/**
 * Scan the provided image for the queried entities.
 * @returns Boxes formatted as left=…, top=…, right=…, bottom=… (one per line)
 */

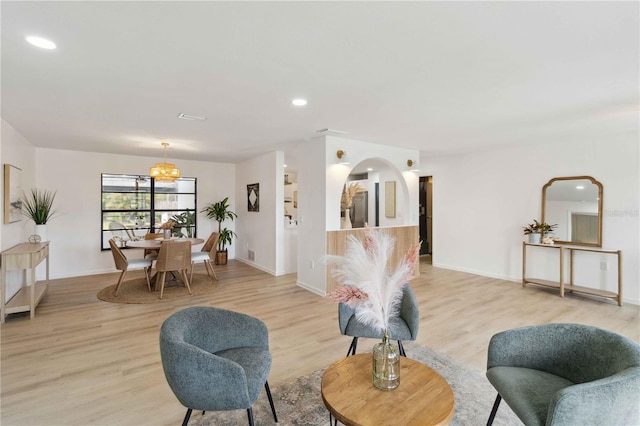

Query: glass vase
left=372, top=330, right=400, bottom=391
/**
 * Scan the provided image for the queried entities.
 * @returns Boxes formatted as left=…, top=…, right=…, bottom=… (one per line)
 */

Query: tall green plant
left=21, top=189, right=57, bottom=224
left=218, top=228, right=237, bottom=252
left=170, top=210, right=196, bottom=237
left=201, top=197, right=237, bottom=233
left=201, top=197, right=237, bottom=251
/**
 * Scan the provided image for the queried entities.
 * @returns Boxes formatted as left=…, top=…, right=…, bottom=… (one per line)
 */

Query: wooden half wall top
left=325, top=226, right=420, bottom=294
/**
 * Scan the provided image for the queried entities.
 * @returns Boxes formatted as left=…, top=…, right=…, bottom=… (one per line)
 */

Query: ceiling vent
left=177, top=113, right=206, bottom=121
left=316, top=128, right=347, bottom=135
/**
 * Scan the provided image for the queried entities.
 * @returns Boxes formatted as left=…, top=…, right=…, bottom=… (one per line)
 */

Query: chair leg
left=189, top=261, right=195, bottom=284
left=487, top=394, right=502, bottom=426
left=158, top=272, right=166, bottom=299
left=346, top=337, right=359, bottom=357
left=265, top=381, right=278, bottom=422
left=114, top=270, right=127, bottom=296
left=246, top=407, right=254, bottom=426
left=398, top=340, right=407, bottom=357
left=205, top=260, right=218, bottom=280
left=182, top=408, right=192, bottom=426
left=181, top=269, right=192, bottom=294
left=143, top=267, right=151, bottom=292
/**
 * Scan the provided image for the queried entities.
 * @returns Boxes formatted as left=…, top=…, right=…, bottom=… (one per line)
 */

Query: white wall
left=423, top=136, right=640, bottom=304
left=30, top=148, right=236, bottom=279
left=235, top=151, right=287, bottom=275
left=1, top=120, right=37, bottom=301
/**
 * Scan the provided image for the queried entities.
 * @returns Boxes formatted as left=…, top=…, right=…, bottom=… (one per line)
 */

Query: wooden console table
left=1, top=242, right=50, bottom=323
left=522, top=242, right=622, bottom=306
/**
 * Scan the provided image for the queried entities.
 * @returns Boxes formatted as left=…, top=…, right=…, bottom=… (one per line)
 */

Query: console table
left=1, top=242, right=50, bottom=323
left=522, top=242, right=622, bottom=306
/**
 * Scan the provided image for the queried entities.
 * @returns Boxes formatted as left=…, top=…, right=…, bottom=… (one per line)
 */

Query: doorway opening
left=419, top=176, right=433, bottom=262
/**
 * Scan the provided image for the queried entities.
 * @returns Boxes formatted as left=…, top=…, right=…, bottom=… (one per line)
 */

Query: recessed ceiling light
left=291, top=99, right=307, bottom=106
left=367, top=168, right=373, bottom=171
left=576, top=185, right=584, bottom=190
left=26, top=36, right=56, bottom=50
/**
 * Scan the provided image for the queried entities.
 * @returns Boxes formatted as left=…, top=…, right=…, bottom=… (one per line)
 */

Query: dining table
left=125, top=237, right=205, bottom=290
left=125, top=237, right=205, bottom=249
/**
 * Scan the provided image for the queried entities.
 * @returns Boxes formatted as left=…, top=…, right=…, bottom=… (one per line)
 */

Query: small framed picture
left=247, top=183, right=259, bottom=212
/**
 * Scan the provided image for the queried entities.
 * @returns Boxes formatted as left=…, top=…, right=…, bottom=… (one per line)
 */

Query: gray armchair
left=339, top=284, right=419, bottom=357
left=486, top=323, right=640, bottom=426
left=159, top=307, right=278, bottom=426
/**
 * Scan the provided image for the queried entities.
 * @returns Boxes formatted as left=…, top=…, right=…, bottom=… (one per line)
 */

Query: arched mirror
left=542, top=176, right=603, bottom=247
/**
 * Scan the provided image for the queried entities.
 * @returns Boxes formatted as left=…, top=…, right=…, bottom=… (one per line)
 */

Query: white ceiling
left=2, top=1, right=638, bottom=170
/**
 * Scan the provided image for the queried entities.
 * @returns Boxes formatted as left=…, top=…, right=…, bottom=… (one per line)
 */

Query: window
left=101, top=174, right=197, bottom=250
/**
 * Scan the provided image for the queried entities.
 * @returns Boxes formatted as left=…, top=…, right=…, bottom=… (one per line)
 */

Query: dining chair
left=155, top=240, right=192, bottom=299
left=108, top=238, right=152, bottom=295
left=190, top=232, right=219, bottom=283
left=144, top=232, right=163, bottom=261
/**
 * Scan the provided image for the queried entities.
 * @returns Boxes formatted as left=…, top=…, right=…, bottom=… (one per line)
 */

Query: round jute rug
left=97, top=273, right=219, bottom=304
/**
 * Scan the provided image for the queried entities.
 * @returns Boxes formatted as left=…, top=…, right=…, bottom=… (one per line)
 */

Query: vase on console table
left=34, top=224, right=47, bottom=242
left=528, top=233, right=541, bottom=244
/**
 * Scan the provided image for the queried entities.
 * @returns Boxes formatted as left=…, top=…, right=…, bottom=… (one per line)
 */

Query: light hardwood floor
left=1, top=258, right=638, bottom=425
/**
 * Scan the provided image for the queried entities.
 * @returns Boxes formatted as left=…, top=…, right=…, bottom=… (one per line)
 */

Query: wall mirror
left=542, top=176, right=603, bottom=247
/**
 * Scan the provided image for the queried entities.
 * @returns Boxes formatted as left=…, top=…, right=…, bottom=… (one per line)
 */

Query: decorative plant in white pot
left=523, top=219, right=557, bottom=244
left=21, top=189, right=57, bottom=242
left=201, top=197, right=237, bottom=265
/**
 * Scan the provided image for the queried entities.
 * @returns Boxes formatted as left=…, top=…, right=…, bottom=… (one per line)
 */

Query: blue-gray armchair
left=159, top=307, right=278, bottom=426
left=339, top=284, right=419, bottom=357
left=486, top=323, right=640, bottom=426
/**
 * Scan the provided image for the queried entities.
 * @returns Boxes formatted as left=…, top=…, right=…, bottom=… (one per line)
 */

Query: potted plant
left=201, top=197, right=237, bottom=265
left=21, top=188, right=57, bottom=242
left=170, top=210, right=196, bottom=238
left=523, top=219, right=557, bottom=244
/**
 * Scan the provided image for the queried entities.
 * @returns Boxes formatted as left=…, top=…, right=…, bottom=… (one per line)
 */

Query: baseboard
left=296, top=280, right=326, bottom=296
left=431, top=262, right=519, bottom=283
left=432, top=262, right=639, bottom=306
left=235, top=257, right=277, bottom=276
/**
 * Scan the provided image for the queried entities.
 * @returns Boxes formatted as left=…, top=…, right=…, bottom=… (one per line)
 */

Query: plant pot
left=528, top=233, right=541, bottom=244
left=35, top=224, right=48, bottom=242
left=215, top=250, right=228, bottom=265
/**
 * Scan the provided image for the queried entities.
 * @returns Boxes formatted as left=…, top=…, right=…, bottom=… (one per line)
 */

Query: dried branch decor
left=341, top=182, right=364, bottom=210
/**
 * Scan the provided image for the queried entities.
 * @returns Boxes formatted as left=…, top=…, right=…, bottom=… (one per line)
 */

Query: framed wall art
left=4, top=164, right=23, bottom=224
left=247, top=183, right=260, bottom=212
left=385, top=180, right=396, bottom=218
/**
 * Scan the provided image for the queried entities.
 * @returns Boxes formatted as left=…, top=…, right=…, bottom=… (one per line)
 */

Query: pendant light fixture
left=150, top=142, right=181, bottom=182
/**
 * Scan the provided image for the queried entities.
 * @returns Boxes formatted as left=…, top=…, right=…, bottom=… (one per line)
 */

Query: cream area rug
left=97, top=273, right=218, bottom=304
left=186, top=341, right=522, bottom=425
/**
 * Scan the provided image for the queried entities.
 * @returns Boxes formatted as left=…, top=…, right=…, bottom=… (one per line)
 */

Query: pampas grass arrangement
left=327, top=226, right=421, bottom=333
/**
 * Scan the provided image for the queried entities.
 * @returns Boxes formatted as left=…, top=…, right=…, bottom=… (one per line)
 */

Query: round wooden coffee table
left=321, top=353, right=455, bottom=426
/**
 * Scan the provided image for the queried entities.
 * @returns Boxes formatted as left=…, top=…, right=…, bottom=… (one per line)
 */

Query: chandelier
left=149, top=142, right=181, bottom=182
